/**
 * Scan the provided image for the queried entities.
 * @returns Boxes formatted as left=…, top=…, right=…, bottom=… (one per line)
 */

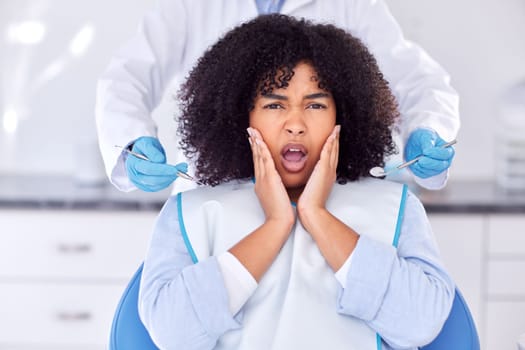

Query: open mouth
left=280, top=143, right=308, bottom=173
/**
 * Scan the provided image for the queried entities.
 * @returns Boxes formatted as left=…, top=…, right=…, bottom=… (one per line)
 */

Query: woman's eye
left=307, top=103, right=326, bottom=110
left=263, top=103, right=283, bottom=110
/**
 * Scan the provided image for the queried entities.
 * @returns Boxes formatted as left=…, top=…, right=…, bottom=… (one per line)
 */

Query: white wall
left=0, top=0, right=153, bottom=179
left=1, top=0, right=524, bottom=182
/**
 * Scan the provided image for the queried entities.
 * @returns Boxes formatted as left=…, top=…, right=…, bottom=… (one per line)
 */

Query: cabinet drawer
left=488, top=215, right=525, bottom=256
left=0, top=211, right=156, bottom=279
left=0, top=282, right=126, bottom=346
left=487, top=261, right=525, bottom=296
left=485, top=301, right=525, bottom=350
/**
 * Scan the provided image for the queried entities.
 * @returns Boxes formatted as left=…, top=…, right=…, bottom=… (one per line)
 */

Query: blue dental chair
left=109, top=263, right=480, bottom=350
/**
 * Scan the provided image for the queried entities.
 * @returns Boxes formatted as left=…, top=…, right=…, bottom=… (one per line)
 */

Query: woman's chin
left=281, top=174, right=308, bottom=192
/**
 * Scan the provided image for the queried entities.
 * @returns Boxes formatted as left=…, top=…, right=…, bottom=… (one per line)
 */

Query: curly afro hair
left=177, top=14, right=399, bottom=186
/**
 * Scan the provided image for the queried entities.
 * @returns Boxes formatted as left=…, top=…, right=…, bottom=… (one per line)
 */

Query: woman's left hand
left=297, top=125, right=359, bottom=270
left=297, top=125, right=340, bottom=221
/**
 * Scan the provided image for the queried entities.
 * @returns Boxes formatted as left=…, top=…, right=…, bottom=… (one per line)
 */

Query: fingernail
left=335, top=125, right=341, bottom=133
left=246, top=128, right=253, bottom=137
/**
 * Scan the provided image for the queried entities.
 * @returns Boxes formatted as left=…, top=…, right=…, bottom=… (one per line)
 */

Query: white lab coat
left=95, top=0, right=460, bottom=193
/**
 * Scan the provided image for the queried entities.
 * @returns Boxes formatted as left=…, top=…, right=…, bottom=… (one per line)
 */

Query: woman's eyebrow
left=304, top=92, right=330, bottom=100
left=261, top=92, right=330, bottom=100
left=261, top=93, right=287, bottom=100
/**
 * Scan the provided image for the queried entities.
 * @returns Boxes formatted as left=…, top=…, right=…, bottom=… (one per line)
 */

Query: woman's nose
left=284, top=110, right=306, bottom=135
left=286, top=127, right=305, bottom=135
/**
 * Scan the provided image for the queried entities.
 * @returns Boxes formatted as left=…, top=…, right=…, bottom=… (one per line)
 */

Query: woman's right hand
left=247, top=127, right=295, bottom=229
left=227, top=128, right=296, bottom=282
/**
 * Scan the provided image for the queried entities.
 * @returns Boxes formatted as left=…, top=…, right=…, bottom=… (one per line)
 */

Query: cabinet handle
left=56, top=311, right=92, bottom=322
left=57, top=243, right=92, bottom=254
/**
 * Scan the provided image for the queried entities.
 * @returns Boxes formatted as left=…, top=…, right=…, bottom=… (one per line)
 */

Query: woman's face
left=249, top=62, right=336, bottom=193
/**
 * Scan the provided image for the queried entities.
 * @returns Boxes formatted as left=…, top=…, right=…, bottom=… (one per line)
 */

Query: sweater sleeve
left=138, top=196, right=242, bottom=350
left=336, top=191, right=455, bottom=349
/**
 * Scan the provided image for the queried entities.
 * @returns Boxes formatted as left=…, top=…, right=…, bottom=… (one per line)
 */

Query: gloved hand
left=405, top=128, right=455, bottom=179
left=125, top=136, right=188, bottom=192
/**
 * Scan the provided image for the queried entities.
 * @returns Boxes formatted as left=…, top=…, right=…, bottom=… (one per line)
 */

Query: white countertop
left=2, top=175, right=525, bottom=213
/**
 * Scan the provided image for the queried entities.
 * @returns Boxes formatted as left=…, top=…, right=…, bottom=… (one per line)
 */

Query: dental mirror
left=369, top=166, right=388, bottom=177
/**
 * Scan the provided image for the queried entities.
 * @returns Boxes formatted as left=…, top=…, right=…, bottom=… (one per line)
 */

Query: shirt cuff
left=109, top=147, right=137, bottom=192
left=337, top=235, right=397, bottom=321
left=334, top=252, right=354, bottom=287
left=413, top=169, right=448, bottom=190
left=217, top=252, right=258, bottom=316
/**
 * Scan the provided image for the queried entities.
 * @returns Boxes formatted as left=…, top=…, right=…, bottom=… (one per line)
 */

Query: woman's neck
left=287, top=186, right=304, bottom=203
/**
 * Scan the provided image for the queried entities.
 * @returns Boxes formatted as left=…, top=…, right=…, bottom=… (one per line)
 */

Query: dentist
left=96, top=0, right=459, bottom=193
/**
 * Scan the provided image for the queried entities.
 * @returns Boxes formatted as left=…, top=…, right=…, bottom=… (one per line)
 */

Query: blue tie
left=255, top=0, right=285, bottom=14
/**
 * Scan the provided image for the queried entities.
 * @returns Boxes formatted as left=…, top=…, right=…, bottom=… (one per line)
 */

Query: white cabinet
left=1, top=209, right=523, bottom=349
left=429, top=213, right=525, bottom=350
left=485, top=215, right=525, bottom=350
left=0, top=284, right=124, bottom=347
left=0, top=209, right=158, bottom=350
left=485, top=302, right=525, bottom=350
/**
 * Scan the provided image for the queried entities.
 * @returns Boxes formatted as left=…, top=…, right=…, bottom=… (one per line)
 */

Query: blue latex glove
left=125, top=136, right=188, bottom=192
left=405, top=129, right=455, bottom=179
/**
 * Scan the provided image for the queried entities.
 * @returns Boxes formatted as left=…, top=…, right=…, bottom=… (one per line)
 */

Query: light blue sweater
left=139, top=190, right=454, bottom=350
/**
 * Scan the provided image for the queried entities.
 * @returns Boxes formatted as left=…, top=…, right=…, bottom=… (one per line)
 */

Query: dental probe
left=114, top=145, right=197, bottom=182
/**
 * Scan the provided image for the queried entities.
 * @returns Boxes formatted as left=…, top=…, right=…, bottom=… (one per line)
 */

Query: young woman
left=138, top=14, right=454, bottom=350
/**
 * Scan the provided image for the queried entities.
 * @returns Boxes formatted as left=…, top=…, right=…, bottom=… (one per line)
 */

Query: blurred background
left=0, top=1, right=524, bottom=349
left=1, top=0, right=524, bottom=183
